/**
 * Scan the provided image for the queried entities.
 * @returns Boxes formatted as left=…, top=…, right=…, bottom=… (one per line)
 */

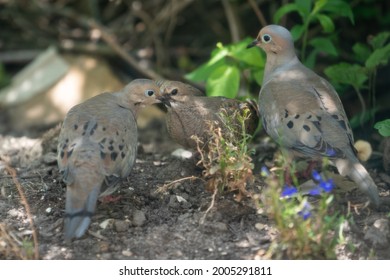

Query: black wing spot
left=102, top=127, right=106, bottom=131
left=108, top=145, right=114, bottom=151
left=121, top=152, right=126, bottom=159
left=67, top=149, right=73, bottom=158
left=100, top=151, right=106, bottom=159
left=307, top=115, right=312, bottom=119
left=74, top=124, right=78, bottom=130
left=332, top=114, right=339, bottom=120
left=338, top=120, right=347, bottom=130
left=111, top=152, right=118, bottom=161
left=295, top=114, right=300, bottom=119
left=83, top=121, right=89, bottom=131
left=287, top=121, right=294, bottom=129
left=119, top=144, right=124, bottom=151
left=100, top=138, right=107, bottom=144
left=109, top=140, right=114, bottom=145
left=284, top=110, right=289, bottom=118
left=60, top=150, right=65, bottom=159
left=303, top=125, right=310, bottom=132
left=116, top=131, right=119, bottom=136
left=316, top=116, right=322, bottom=121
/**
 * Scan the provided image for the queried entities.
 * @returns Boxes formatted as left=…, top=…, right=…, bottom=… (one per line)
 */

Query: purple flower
left=309, top=187, right=322, bottom=196
left=312, top=170, right=322, bottom=181
left=319, top=179, right=334, bottom=193
left=281, top=185, right=298, bottom=198
left=298, top=201, right=312, bottom=220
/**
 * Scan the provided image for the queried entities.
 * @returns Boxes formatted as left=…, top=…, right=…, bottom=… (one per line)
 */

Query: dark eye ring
left=262, top=34, right=271, bottom=43
left=145, top=90, right=155, bottom=97
left=171, top=88, right=178, bottom=95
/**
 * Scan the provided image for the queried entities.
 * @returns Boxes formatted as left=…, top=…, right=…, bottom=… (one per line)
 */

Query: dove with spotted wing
left=57, top=79, right=161, bottom=240
left=247, top=25, right=380, bottom=207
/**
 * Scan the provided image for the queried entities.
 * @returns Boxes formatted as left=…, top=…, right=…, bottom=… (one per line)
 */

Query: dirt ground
left=0, top=113, right=389, bottom=260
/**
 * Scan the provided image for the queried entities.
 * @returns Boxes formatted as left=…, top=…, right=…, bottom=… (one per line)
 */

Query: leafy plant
left=374, top=119, right=390, bottom=137
left=274, top=0, right=354, bottom=66
left=186, top=38, right=264, bottom=98
left=324, top=31, right=390, bottom=127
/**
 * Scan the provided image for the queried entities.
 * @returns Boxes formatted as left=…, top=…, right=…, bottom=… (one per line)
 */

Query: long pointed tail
left=64, top=182, right=101, bottom=241
left=334, top=157, right=380, bottom=207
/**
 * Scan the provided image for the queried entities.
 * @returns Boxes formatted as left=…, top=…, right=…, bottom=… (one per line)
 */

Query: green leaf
left=234, top=47, right=264, bottom=68
left=322, top=0, right=354, bottom=24
left=312, top=0, right=328, bottom=15
left=352, top=43, right=371, bottom=63
left=304, top=49, right=318, bottom=69
left=185, top=59, right=225, bottom=81
left=368, top=31, right=390, bottom=50
left=291, top=24, right=305, bottom=41
left=273, top=3, right=300, bottom=23
left=296, top=0, right=312, bottom=15
left=316, top=14, right=335, bottom=33
left=309, top=37, right=338, bottom=56
left=251, top=68, right=264, bottom=86
left=374, top=119, right=390, bottom=137
left=324, top=63, right=368, bottom=89
left=185, top=42, right=229, bottom=81
left=365, top=44, right=390, bottom=69
left=206, top=65, right=240, bottom=98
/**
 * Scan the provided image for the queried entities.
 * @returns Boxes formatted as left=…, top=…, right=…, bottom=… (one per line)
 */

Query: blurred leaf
left=309, top=37, right=338, bottom=56
left=322, top=0, right=354, bottom=24
left=312, top=0, right=328, bottom=15
left=368, top=31, right=390, bottom=50
left=296, top=0, right=312, bottom=15
left=186, top=59, right=224, bottom=81
left=316, top=14, right=335, bottom=33
left=274, top=3, right=300, bottom=23
left=251, top=68, right=264, bottom=86
left=349, top=108, right=378, bottom=129
left=374, top=119, right=390, bottom=137
left=365, top=44, right=390, bottom=69
left=352, top=43, right=371, bottom=62
left=305, top=49, right=318, bottom=69
left=234, top=48, right=264, bottom=68
left=291, top=24, right=305, bottom=41
left=324, top=63, right=368, bottom=89
left=186, top=43, right=229, bottom=81
left=206, top=65, right=239, bottom=98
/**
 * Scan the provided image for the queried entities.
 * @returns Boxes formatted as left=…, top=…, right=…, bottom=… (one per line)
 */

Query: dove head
left=156, top=80, right=204, bottom=107
left=118, top=79, right=162, bottom=115
left=247, top=25, right=296, bottom=59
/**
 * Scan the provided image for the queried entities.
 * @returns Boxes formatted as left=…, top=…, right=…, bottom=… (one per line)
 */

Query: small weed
left=193, top=105, right=255, bottom=201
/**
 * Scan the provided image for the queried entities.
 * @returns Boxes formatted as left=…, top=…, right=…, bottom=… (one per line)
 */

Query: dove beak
left=246, top=39, right=259, bottom=49
left=157, top=94, right=172, bottom=107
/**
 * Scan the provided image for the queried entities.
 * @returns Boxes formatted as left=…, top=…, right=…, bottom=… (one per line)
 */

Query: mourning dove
left=247, top=25, right=380, bottom=207
left=156, top=80, right=259, bottom=150
left=57, top=79, right=161, bottom=240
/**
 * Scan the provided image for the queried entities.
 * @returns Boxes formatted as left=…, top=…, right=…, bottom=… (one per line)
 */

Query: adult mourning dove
left=247, top=25, right=380, bottom=207
left=156, top=80, right=259, bottom=150
left=57, top=79, right=161, bottom=240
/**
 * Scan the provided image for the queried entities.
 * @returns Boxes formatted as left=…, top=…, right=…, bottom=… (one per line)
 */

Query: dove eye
left=171, top=88, right=178, bottom=95
left=262, top=34, right=271, bottom=43
left=144, top=90, right=155, bottom=97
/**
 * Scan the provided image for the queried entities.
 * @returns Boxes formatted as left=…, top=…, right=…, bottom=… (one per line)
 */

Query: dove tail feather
left=334, top=158, right=380, bottom=207
left=64, top=183, right=101, bottom=241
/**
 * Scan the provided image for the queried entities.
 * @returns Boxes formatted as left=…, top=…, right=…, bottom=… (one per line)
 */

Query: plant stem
left=354, top=86, right=366, bottom=127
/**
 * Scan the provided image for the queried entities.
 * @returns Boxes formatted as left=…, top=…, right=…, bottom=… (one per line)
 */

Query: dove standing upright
left=156, top=80, right=259, bottom=150
left=247, top=25, right=380, bottom=207
left=57, top=79, right=161, bottom=240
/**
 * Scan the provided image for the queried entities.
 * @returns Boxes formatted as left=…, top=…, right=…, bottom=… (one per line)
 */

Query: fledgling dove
left=57, top=79, right=161, bottom=240
left=156, top=80, right=259, bottom=150
left=247, top=25, right=380, bottom=207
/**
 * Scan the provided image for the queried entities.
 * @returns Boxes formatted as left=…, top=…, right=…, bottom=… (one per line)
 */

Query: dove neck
left=112, top=91, right=138, bottom=114
left=264, top=53, right=298, bottom=83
